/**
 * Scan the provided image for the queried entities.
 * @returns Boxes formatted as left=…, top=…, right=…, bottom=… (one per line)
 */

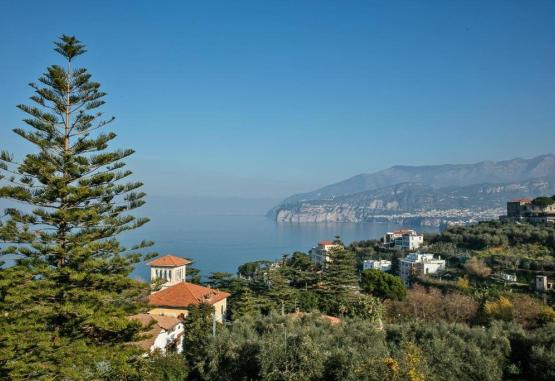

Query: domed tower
left=148, top=255, right=191, bottom=288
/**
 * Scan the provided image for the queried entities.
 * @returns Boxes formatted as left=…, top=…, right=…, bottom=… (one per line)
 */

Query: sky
left=1, top=1, right=554, bottom=200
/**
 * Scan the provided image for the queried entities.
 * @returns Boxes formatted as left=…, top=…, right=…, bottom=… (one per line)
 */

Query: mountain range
left=268, top=154, right=555, bottom=224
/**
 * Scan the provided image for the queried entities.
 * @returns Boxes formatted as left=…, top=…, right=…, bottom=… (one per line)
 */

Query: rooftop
left=403, top=253, right=441, bottom=263
left=289, top=312, right=341, bottom=325
left=129, top=313, right=181, bottom=351
left=149, top=281, right=230, bottom=309
left=319, top=240, right=336, bottom=246
left=510, top=198, right=532, bottom=203
left=148, top=255, right=192, bottom=267
left=394, top=228, right=414, bottom=234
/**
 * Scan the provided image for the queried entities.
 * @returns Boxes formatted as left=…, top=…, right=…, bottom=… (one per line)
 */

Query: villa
left=399, top=253, right=445, bottom=286
left=363, top=259, right=392, bottom=272
left=147, top=255, right=230, bottom=322
left=383, top=229, right=424, bottom=250
left=309, top=240, right=342, bottom=266
left=130, top=313, right=184, bottom=354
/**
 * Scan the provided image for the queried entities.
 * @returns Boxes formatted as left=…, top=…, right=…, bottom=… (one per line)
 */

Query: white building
left=130, top=313, right=184, bottom=354
left=500, top=273, right=517, bottom=282
left=149, top=255, right=191, bottom=288
left=399, top=253, right=445, bottom=286
left=309, top=240, right=342, bottom=266
left=383, top=229, right=424, bottom=250
left=363, top=259, right=392, bottom=272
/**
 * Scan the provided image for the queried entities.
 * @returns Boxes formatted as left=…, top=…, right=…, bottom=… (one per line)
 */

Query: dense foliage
left=433, top=221, right=555, bottom=252
left=532, top=196, right=555, bottom=208
left=150, top=311, right=555, bottom=381
left=0, top=36, right=154, bottom=379
left=360, top=269, right=406, bottom=301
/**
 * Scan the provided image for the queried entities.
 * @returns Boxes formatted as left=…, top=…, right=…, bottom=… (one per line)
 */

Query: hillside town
left=131, top=197, right=555, bottom=356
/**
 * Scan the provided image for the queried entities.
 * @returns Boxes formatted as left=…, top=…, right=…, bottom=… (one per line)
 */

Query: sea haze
left=127, top=196, right=438, bottom=281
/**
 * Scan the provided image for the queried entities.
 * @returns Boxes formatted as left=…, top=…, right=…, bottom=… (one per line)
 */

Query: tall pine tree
left=0, top=36, right=154, bottom=379
left=319, top=246, right=359, bottom=316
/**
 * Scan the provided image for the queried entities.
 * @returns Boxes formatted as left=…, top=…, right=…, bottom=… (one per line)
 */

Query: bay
left=127, top=197, right=438, bottom=282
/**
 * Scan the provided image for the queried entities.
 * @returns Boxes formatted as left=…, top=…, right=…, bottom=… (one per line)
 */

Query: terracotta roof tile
left=319, top=240, right=336, bottom=246
left=289, top=311, right=341, bottom=325
left=149, top=282, right=230, bottom=308
left=392, top=229, right=415, bottom=234
left=129, top=313, right=181, bottom=351
left=148, top=255, right=192, bottom=267
left=510, top=198, right=532, bottom=203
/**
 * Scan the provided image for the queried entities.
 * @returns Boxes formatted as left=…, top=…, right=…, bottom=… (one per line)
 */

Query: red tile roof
left=289, top=312, right=341, bottom=325
left=319, top=240, right=336, bottom=246
left=148, top=255, right=192, bottom=267
left=392, top=229, right=415, bottom=235
left=129, top=313, right=181, bottom=350
left=510, top=198, right=532, bottom=203
left=131, top=313, right=181, bottom=330
left=149, top=282, right=230, bottom=309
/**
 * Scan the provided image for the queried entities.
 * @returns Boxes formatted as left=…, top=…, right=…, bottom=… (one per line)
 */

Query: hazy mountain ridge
left=270, top=155, right=555, bottom=223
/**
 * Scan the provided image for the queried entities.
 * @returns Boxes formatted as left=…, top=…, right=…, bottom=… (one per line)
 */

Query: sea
left=0, top=197, right=438, bottom=280
left=126, top=197, right=439, bottom=282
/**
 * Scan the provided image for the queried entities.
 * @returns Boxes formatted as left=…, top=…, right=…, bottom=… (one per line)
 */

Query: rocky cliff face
left=270, top=177, right=555, bottom=224
left=279, top=154, right=555, bottom=206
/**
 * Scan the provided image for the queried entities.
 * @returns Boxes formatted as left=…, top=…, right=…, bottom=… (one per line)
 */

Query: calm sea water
left=0, top=197, right=438, bottom=280
left=127, top=199, right=438, bottom=282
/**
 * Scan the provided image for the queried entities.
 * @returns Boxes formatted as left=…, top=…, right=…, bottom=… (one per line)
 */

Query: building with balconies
left=399, top=253, right=445, bottom=286
left=383, top=229, right=424, bottom=250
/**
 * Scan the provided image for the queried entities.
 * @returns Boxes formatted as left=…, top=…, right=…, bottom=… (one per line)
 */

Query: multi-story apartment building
left=383, top=229, right=424, bottom=250
left=399, top=253, right=445, bottom=286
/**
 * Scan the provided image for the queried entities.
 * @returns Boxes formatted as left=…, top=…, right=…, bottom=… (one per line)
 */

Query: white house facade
left=384, top=229, right=424, bottom=250
left=363, top=259, right=392, bottom=272
left=309, top=240, right=342, bottom=266
left=399, top=253, right=445, bottom=286
left=131, top=313, right=184, bottom=354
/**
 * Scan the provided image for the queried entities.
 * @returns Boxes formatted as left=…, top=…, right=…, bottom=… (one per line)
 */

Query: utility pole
left=212, top=313, right=216, bottom=338
left=283, top=325, right=289, bottom=381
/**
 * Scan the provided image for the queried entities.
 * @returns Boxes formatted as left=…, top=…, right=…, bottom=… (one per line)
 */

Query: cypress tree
left=321, top=247, right=358, bottom=294
left=266, top=268, right=298, bottom=313
left=231, top=287, right=261, bottom=318
left=319, top=247, right=359, bottom=315
left=0, top=35, right=153, bottom=379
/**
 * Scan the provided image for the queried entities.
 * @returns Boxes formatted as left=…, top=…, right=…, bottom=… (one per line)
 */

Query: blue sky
left=1, top=1, right=554, bottom=199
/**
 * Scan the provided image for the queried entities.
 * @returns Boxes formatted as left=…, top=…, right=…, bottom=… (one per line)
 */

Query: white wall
left=150, top=265, right=187, bottom=287
left=150, top=322, right=185, bottom=353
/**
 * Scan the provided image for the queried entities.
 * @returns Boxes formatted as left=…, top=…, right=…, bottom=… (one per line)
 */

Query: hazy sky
left=1, top=1, right=554, bottom=199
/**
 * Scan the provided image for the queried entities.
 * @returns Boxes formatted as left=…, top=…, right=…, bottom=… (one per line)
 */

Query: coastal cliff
left=269, top=155, right=555, bottom=224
